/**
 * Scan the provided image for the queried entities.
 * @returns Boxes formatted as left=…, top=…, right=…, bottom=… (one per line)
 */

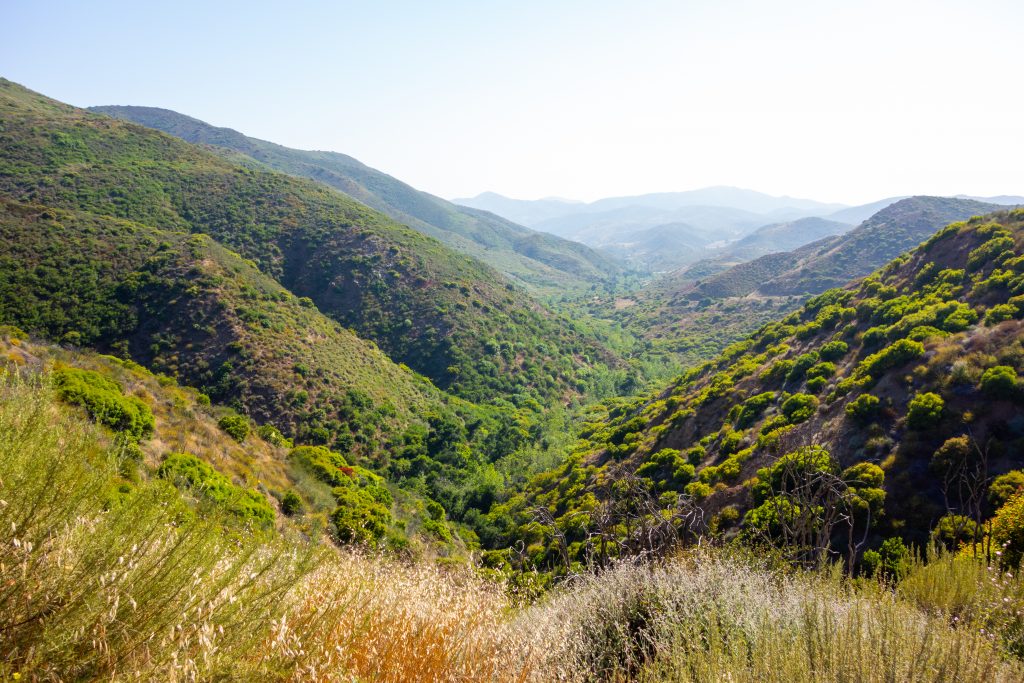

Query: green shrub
left=805, top=362, right=836, bottom=380
left=991, top=491, right=1024, bottom=568
left=845, top=394, right=881, bottom=423
left=157, top=452, right=274, bottom=527
left=990, top=471, right=1024, bottom=508
left=53, top=367, right=154, bottom=440
left=985, top=304, right=1019, bottom=326
left=857, top=339, right=925, bottom=379
left=980, top=365, right=1019, bottom=399
left=280, top=489, right=303, bottom=516
left=819, top=340, right=849, bottom=361
left=781, top=393, right=818, bottom=424
left=906, top=392, right=944, bottom=430
left=331, top=485, right=391, bottom=545
left=218, top=413, right=249, bottom=441
left=931, top=514, right=979, bottom=551
left=806, top=376, right=828, bottom=393
left=257, top=423, right=293, bottom=447
left=733, top=392, right=775, bottom=429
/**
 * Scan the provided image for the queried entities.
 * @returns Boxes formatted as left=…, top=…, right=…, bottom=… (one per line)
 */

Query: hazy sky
left=3, top=0, right=1023, bottom=205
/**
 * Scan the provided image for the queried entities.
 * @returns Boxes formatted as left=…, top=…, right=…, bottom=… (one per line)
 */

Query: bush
left=980, top=365, right=1019, bottom=399
left=819, top=340, right=849, bottom=361
left=53, top=367, right=154, bottom=440
left=931, top=514, right=979, bottom=551
left=872, top=537, right=912, bottom=581
left=781, top=393, right=818, bottom=424
left=857, top=339, right=925, bottom=379
left=218, top=413, right=249, bottom=441
left=280, top=489, right=303, bottom=516
left=906, top=392, right=944, bottom=430
left=990, top=471, right=1024, bottom=508
left=991, top=491, right=1024, bottom=568
left=331, top=486, right=391, bottom=546
left=157, top=452, right=274, bottom=527
left=845, top=393, right=881, bottom=423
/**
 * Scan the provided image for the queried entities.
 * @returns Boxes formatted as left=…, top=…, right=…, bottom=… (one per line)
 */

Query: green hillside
left=0, top=78, right=620, bottom=404
left=583, top=197, right=1007, bottom=372
left=487, top=209, right=1024, bottom=572
left=0, top=198, right=437, bottom=448
left=4, top=338, right=1021, bottom=682
left=89, top=105, right=619, bottom=292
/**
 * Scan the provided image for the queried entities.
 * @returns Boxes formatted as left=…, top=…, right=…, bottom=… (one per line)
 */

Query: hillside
left=89, top=105, right=618, bottom=292
left=757, top=196, right=1005, bottom=296
left=487, top=209, right=1024, bottom=572
left=4, top=350, right=1021, bottom=682
left=0, top=198, right=438, bottom=451
left=709, top=216, right=853, bottom=264
left=580, top=197, right=1009, bottom=371
left=0, top=79, right=620, bottom=404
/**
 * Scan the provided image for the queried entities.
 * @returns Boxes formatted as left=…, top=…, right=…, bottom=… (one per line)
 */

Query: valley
left=2, top=68, right=1023, bottom=682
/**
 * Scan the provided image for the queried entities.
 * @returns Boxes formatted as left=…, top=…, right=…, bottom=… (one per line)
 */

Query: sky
left=3, top=0, right=1023, bottom=205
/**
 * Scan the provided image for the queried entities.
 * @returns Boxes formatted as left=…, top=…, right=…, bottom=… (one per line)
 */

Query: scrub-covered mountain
left=0, top=198, right=438, bottom=449
left=586, top=197, right=1007, bottom=371
left=0, top=79, right=620, bottom=404
left=487, top=209, right=1024, bottom=571
left=90, top=105, right=618, bottom=292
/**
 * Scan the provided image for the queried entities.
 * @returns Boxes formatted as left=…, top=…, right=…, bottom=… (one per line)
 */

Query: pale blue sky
left=3, top=0, right=1023, bottom=204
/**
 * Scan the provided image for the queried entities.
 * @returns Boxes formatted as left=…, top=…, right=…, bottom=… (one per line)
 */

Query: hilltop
left=0, top=79, right=622, bottom=405
left=90, top=105, right=619, bottom=293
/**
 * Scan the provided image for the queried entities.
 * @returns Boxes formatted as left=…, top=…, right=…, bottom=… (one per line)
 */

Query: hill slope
left=0, top=78, right=619, bottom=404
left=89, top=105, right=618, bottom=292
left=488, top=208, right=1024, bottom=569
left=0, top=198, right=438, bottom=449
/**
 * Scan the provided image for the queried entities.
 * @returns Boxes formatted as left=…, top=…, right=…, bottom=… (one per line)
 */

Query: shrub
left=991, top=491, right=1024, bottom=568
left=157, top=452, right=274, bottom=527
left=806, top=376, right=828, bottom=393
left=781, top=393, right=818, bottom=424
left=787, top=352, right=820, bottom=382
left=985, top=304, right=1019, bottom=326
left=733, top=392, right=775, bottom=429
left=819, top=340, right=849, bottom=362
left=280, top=489, right=303, bottom=516
left=218, top=413, right=249, bottom=441
left=990, top=471, right=1024, bottom=508
left=332, top=486, right=391, bottom=545
left=846, top=393, right=881, bottom=423
left=53, top=367, right=154, bottom=440
left=857, top=339, right=925, bottom=379
left=931, top=514, right=979, bottom=551
left=257, top=423, right=293, bottom=447
left=980, top=365, right=1019, bottom=399
left=872, top=537, right=912, bottom=581
left=906, top=392, right=944, bottom=430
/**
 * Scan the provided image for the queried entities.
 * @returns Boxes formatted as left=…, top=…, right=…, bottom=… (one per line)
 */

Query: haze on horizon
left=3, top=0, right=1022, bottom=206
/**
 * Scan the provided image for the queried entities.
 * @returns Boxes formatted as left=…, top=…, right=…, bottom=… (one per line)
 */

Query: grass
left=3, top=368, right=1021, bottom=681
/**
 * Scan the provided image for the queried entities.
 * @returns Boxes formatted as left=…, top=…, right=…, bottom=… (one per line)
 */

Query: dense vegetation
left=0, top=79, right=622, bottom=405
left=488, top=209, right=1024, bottom=576
left=4, top=76, right=1024, bottom=681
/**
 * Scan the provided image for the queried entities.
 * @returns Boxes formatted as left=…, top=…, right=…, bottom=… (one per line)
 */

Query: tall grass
left=0, top=374, right=537, bottom=681
left=522, top=551, right=1024, bottom=682
left=2, top=372, right=1023, bottom=681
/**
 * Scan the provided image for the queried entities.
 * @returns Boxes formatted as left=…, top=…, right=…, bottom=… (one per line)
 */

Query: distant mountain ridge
left=89, top=105, right=618, bottom=292
left=455, top=187, right=847, bottom=225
